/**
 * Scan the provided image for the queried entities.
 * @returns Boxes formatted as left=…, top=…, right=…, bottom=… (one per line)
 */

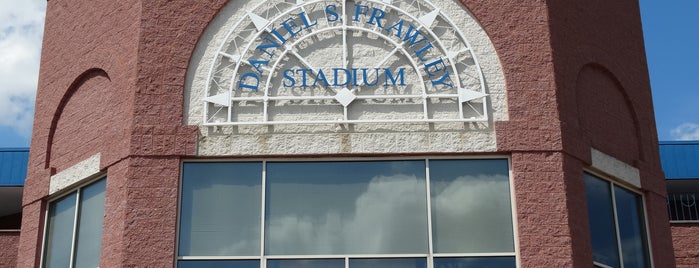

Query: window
left=584, top=173, right=650, bottom=268
left=42, top=178, right=106, bottom=268
left=178, top=159, right=516, bottom=267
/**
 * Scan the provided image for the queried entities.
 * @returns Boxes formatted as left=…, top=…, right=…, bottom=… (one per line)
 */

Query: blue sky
left=640, top=0, right=699, bottom=141
left=0, top=1, right=696, bottom=147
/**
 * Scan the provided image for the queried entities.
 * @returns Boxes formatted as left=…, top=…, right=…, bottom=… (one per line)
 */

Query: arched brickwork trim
left=44, top=68, right=110, bottom=169
left=576, top=63, right=645, bottom=162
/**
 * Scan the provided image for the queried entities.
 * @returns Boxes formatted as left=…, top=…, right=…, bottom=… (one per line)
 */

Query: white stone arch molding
left=186, top=0, right=507, bottom=126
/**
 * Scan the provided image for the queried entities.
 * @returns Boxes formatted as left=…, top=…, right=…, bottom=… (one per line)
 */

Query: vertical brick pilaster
left=512, top=152, right=583, bottom=267
left=100, top=156, right=183, bottom=267
left=16, top=201, right=43, bottom=268
left=645, top=191, right=678, bottom=268
left=122, top=156, right=181, bottom=267
left=100, top=159, right=129, bottom=268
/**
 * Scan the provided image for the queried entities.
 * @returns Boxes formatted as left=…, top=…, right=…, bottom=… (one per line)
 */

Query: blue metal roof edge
left=659, top=140, right=699, bottom=145
left=659, top=141, right=699, bottom=180
left=0, top=148, right=29, bottom=186
left=0, top=148, right=29, bottom=152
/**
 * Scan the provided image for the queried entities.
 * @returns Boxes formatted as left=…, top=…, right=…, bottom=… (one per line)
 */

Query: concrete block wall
left=672, top=224, right=699, bottom=267
left=0, top=232, right=19, bottom=268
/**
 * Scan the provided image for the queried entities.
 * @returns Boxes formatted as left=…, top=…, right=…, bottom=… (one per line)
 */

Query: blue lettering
left=313, top=69, right=330, bottom=86
left=352, top=68, right=360, bottom=86
left=333, top=68, right=350, bottom=86
left=238, top=72, right=260, bottom=91
left=425, top=58, right=446, bottom=76
left=384, top=68, right=405, bottom=86
left=269, top=28, right=288, bottom=44
left=295, top=69, right=312, bottom=87
left=367, top=8, right=386, bottom=27
left=424, top=58, right=453, bottom=87
left=248, top=59, right=268, bottom=74
left=431, top=72, right=453, bottom=87
left=353, top=4, right=369, bottom=22
left=278, top=68, right=408, bottom=88
left=281, top=17, right=302, bottom=37
left=362, top=68, right=380, bottom=86
left=384, top=19, right=404, bottom=38
left=413, top=42, right=433, bottom=62
left=255, top=35, right=280, bottom=58
left=282, top=69, right=295, bottom=87
left=325, top=4, right=340, bottom=22
left=298, top=11, right=318, bottom=29
left=402, top=24, right=428, bottom=47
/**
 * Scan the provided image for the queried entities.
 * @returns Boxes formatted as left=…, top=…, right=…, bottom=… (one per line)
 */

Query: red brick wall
left=458, top=3, right=591, bottom=265
left=473, top=0, right=674, bottom=266
left=19, top=0, right=197, bottom=266
left=30, top=0, right=141, bottom=171
left=672, top=224, right=699, bottom=267
left=0, top=231, right=19, bottom=268
left=545, top=0, right=674, bottom=266
left=23, top=0, right=141, bottom=205
left=20, top=0, right=142, bottom=265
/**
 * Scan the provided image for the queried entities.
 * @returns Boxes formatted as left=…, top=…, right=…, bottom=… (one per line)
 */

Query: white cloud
left=431, top=174, right=514, bottom=252
left=265, top=173, right=514, bottom=255
left=671, top=123, right=699, bottom=141
left=0, top=0, right=46, bottom=137
left=265, top=174, right=429, bottom=254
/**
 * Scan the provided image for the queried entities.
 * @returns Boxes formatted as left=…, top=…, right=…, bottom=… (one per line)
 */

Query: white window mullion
left=39, top=207, right=50, bottom=268
left=424, top=159, right=434, bottom=268
left=610, top=183, right=624, bottom=268
left=260, top=160, right=267, bottom=268
left=640, top=194, right=655, bottom=268
left=508, top=159, right=521, bottom=268
left=68, top=189, right=81, bottom=268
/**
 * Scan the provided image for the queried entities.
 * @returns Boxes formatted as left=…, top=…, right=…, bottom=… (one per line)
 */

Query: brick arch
left=575, top=63, right=643, bottom=163
left=45, top=68, right=111, bottom=170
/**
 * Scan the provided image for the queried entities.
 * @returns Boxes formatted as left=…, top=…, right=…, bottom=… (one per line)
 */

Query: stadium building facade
left=10, top=0, right=679, bottom=267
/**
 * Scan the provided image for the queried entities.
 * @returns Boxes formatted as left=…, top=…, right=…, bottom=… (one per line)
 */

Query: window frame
left=40, top=175, right=107, bottom=268
left=584, top=169, right=654, bottom=268
left=175, top=156, right=520, bottom=267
